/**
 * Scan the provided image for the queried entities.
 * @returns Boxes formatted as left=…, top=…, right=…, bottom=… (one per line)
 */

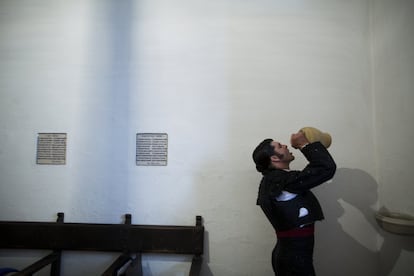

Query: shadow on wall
left=315, top=168, right=414, bottom=276
left=70, top=0, right=134, bottom=219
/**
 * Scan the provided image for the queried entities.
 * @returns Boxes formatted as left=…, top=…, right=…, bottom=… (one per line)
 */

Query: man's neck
left=274, top=162, right=290, bottom=170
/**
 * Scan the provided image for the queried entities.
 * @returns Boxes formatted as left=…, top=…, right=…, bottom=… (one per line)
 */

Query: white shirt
left=275, top=190, right=297, bottom=201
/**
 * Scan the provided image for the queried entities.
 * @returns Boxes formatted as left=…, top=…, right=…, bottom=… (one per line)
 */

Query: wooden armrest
left=15, top=252, right=60, bottom=276
left=189, top=255, right=203, bottom=276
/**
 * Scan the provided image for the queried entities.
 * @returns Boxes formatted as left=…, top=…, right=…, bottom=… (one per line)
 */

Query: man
left=252, top=130, right=336, bottom=275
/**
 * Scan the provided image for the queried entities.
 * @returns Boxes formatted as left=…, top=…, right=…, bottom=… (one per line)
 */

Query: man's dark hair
left=252, top=139, right=275, bottom=173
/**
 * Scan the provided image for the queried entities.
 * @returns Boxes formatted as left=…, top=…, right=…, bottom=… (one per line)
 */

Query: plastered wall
left=371, top=1, right=414, bottom=275
left=0, top=0, right=412, bottom=275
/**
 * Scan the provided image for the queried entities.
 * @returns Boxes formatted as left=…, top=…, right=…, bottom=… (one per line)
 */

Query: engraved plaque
left=36, top=133, right=67, bottom=165
left=136, top=133, right=168, bottom=166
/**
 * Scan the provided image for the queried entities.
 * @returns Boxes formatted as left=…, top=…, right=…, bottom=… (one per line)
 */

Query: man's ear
left=270, top=155, right=280, bottom=162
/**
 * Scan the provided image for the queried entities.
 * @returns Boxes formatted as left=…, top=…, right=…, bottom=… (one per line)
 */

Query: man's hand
left=290, top=131, right=309, bottom=149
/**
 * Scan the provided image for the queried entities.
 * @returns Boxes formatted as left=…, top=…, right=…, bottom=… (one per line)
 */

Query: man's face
left=271, top=141, right=295, bottom=162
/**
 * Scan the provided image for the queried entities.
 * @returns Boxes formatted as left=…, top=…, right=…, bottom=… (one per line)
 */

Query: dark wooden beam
left=0, top=216, right=204, bottom=255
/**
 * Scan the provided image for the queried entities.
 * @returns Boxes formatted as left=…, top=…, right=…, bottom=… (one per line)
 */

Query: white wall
left=0, top=0, right=411, bottom=275
left=371, top=1, right=414, bottom=275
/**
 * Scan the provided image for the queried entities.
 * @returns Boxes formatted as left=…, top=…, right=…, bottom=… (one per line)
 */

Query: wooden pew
left=0, top=213, right=204, bottom=276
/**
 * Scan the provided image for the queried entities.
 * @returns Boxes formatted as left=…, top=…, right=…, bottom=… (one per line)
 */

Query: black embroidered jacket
left=256, top=142, right=336, bottom=231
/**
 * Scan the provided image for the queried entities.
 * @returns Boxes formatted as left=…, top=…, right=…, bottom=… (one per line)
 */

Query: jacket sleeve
left=284, top=142, right=336, bottom=194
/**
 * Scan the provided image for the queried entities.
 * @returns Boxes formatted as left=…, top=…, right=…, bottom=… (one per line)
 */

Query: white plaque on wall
left=136, top=133, right=168, bottom=166
left=36, top=133, right=67, bottom=165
